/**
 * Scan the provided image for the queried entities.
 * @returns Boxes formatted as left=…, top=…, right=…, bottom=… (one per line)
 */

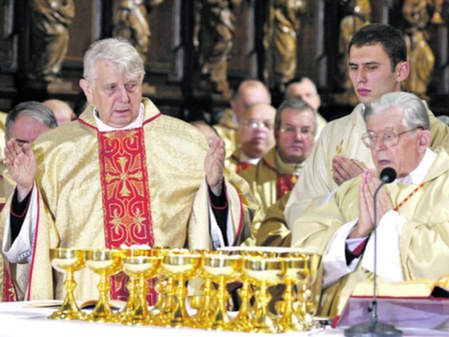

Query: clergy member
left=293, top=91, right=449, bottom=318
left=1, top=38, right=251, bottom=302
left=213, top=79, right=271, bottom=159
left=226, top=103, right=276, bottom=173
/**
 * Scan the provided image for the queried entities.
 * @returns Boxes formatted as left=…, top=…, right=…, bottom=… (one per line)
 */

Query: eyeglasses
left=280, top=125, right=314, bottom=137
left=361, top=127, right=422, bottom=148
left=242, top=120, right=274, bottom=130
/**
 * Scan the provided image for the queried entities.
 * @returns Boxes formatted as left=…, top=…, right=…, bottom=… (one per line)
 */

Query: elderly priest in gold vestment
left=0, top=38, right=252, bottom=302
left=292, top=92, right=449, bottom=318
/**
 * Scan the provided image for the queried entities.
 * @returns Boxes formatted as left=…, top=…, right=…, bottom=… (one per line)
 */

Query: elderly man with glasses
left=291, top=91, right=449, bottom=319
left=226, top=103, right=276, bottom=173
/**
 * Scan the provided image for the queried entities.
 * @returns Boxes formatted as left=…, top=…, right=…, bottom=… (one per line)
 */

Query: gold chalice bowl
left=49, top=248, right=86, bottom=320
left=85, top=249, right=123, bottom=322
left=161, top=251, right=201, bottom=327
left=201, top=252, right=242, bottom=330
left=120, top=253, right=161, bottom=325
left=244, top=256, right=283, bottom=333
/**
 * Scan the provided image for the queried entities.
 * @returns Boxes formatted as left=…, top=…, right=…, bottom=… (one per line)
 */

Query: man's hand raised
left=205, top=137, right=225, bottom=196
left=4, top=139, right=36, bottom=201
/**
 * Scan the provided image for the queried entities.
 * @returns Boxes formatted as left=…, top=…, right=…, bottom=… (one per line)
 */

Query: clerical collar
left=396, top=148, right=436, bottom=185
left=275, top=150, right=303, bottom=175
left=93, top=103, right=145, bottom=132
left=240, top=151, right=260, bottom=165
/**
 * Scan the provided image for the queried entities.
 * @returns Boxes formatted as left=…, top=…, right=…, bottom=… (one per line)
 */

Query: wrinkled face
left=348, top=44, right=407, bottom=104
left=80, top=60, right=142, bottom=128
left=231, top=86, right=271, bottom=121
left=238, top=104, right=276, bottom=159
left=366, top=107, right=429, bottom=178
left=277, top=108, right=315, bottom=164
left=286, top=82, right=321, bottom=110
left=10, top=115, right=50, bottom=145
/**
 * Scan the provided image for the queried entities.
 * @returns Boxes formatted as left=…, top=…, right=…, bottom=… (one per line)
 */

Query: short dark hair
left=6, top=101, right=57, bottom=139
left=348, top=23, right=407, bottom=70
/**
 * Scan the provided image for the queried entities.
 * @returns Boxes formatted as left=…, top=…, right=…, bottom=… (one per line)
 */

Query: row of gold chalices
left=49, top=247, right=321, bottom=333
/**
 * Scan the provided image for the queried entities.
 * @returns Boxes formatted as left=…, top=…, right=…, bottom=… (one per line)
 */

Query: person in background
left=285, top=77, right=327, bottom=138
left=226, top=103, right=276, bottom=173
left=213, top=79, right=271, bottom=158
left=43, top=99, right=77, bottom=126
left=0, top=101, right=57, bottom=211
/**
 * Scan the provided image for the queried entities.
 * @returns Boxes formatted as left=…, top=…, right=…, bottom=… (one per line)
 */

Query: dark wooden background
left=0, top=0, right=448, bottom=122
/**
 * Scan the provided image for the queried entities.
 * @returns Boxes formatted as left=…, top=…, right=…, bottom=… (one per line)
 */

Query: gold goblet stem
left=278, top=278, right=303, bottom=332
left=88, top=272, right=116, bottom=321
left=133, top=274, right=151, bottom=324
left=192, top=278, right=214, bottom=327
left=50, top=269, right=84, bottom=320
left=119, top=276, right=138, bottom=321
left=252, top=281, right=276, bottom=332
left=233, top=277, right=252, bottom=331
left=169, top=276, right=189, bottom=326
left=209, top=276, right=232, bottom=330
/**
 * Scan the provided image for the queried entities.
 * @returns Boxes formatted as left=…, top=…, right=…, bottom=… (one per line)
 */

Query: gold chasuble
left=239, top=148, right=300, bottom=247
left=292, top=148, right=449, bottom=318
left=0, top=98, right=250, bottom=302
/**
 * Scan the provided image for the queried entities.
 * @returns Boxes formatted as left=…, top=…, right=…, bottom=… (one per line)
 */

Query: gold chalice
left=161, top=251, right=201, bottom=327
left=85, top=249, right=123, bottom=322
left=201, top=252, right=242, bottom=330
left=301, top=253, right=322, bottom=329
left=120, top=251, right=160, bottom=325
left=278, top=255, right=310, bottom=332
left=150, top=247, right=183, bottom=323
left=49, top=248, right=86, bottom=320
left=244, top=256, right=283, bottom=333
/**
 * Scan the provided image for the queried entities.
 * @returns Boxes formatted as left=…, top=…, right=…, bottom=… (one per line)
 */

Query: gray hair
left=83, top=38, right=145, bottom=85
left=6, top=101, right=57, bottom=139
left=363, top=92, right=429, bottom=130
left=275, top=98, right=317, bottom=137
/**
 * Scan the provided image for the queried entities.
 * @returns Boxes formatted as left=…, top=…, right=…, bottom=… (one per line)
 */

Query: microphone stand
left=345, top=181, right=403, bottom=337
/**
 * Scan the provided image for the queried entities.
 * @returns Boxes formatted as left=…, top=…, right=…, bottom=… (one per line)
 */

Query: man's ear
left=79, top=79, right=93, bottom=104
left=419, top=129, right=431, bottom=150
left=395, top=61, right=410, bottom=83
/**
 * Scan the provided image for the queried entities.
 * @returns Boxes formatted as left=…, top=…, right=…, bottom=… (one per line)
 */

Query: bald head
left=285, top=78, right=321, bottom=110
left=231, top=80, right=271, bottom=121
left=43, top=99, right=76, bottom=126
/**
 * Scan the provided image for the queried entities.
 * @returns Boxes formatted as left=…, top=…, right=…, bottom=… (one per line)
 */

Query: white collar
left=93, top=103, right=144, bottom=132
left=240, top=151, right=261, bottom=165
left=396, top=148, right=436, bottom=185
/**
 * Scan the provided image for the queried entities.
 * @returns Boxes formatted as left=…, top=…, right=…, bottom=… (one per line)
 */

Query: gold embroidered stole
left=97, top=128, right=156, bottom=303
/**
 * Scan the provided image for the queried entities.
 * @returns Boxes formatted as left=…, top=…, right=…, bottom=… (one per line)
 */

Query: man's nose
left=117, top=86, right=130, bottom=102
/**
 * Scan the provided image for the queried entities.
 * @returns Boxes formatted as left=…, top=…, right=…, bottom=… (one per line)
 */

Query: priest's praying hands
left=332, top=155, right=366, bottom=185
left=4, top=138, right=36, bottom=201
left=349, top=169, right=392, bottom=238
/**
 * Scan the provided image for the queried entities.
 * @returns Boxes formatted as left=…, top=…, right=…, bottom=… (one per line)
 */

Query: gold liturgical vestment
left=0, top=98, right=249, bottom=302
left=285, top=102, right=449, bottom=224
left=292, top=148, right=449, bottom=318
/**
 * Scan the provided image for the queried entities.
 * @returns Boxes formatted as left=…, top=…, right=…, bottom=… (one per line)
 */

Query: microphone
left=379, top=167, right=397, bottom=184
left=345, top=167, right=402, bottom=337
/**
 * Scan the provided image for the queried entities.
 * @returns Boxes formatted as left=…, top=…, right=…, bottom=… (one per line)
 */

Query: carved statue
left=195, top=0, right=241, bottom=99
left=264, top=0, right=307, bottom=93
left=113, top=0, right=164, bottom=63
left=402, top=0, right=435, bottom=99
left=29, top=0, right=75, bottom=83
left=336, top=0, right=371, bottom=105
